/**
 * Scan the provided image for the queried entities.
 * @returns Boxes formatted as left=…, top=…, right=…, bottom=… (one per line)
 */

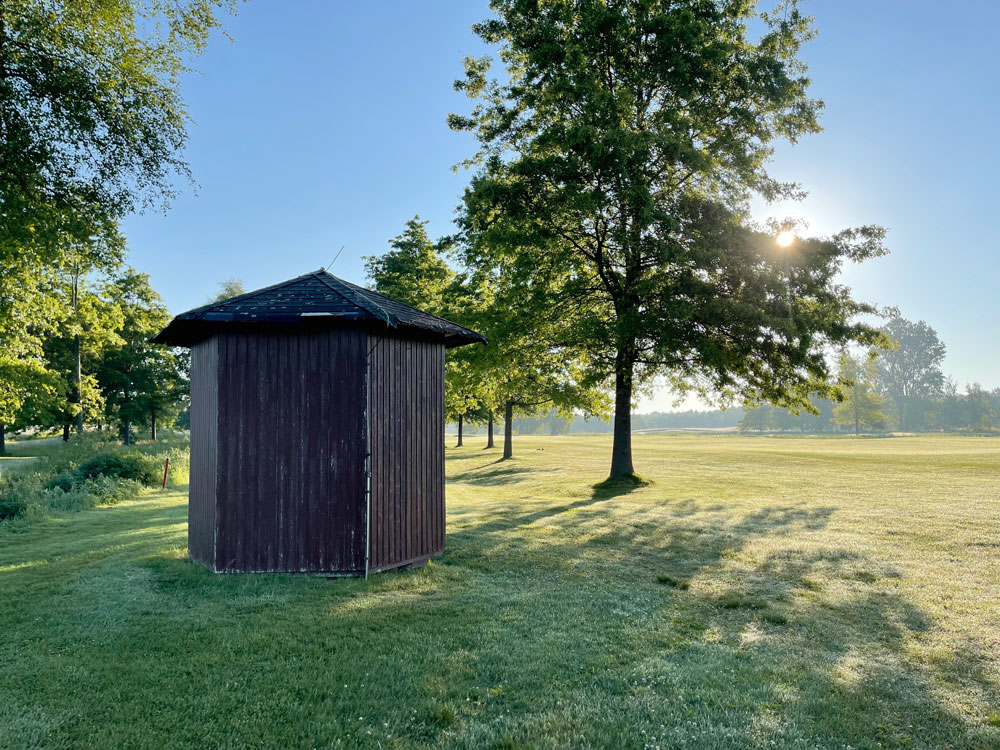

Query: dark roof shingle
left=150, top=270, right=486, bottom=348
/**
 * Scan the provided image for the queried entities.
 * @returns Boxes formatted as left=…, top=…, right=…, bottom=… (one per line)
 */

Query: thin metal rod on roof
left=325, top=245, right=346, bottom=271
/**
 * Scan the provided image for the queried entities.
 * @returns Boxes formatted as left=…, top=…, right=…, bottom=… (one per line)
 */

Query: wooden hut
left=151, top=269, right=485, bottom=575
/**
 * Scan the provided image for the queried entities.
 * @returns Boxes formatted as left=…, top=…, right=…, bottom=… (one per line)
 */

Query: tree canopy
left=96, top=270, right=184, bottom=444
left=876, top=317, right=946, bottom=430
left=0, top=0, right=235, bottom=255
left=210, top=278, right=248, bottom=303
left=452, top=0, right=889, bottom=478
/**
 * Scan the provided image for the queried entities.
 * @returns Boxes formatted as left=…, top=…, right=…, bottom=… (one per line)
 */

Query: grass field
left=2, top=434, right=998, bottom=749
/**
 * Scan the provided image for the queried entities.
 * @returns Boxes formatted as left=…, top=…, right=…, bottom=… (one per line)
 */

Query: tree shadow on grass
left=590, top=473, right=650, bottom=500
left=440, top=481, right=1000, bottom=748
left=2, top=466, right=997, bottom=749
left=449, top=459, right=562, bottom=486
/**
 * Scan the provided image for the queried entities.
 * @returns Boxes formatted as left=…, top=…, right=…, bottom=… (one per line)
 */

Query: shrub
left=2, top=433, right=187, bottom=530
left=0, top=490, right=27, bottom=520
left=75, top=452, right=160, bottom=486
left=46, top=451, right=160, bottom=491
left=46, top=471, right=78, bottom=493
left=44, top=484, right=99, bottom=513
left=87, top=476, right=144, bottom=506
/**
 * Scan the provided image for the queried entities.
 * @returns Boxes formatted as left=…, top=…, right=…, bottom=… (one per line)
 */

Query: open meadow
left=2, top=434, right=998, bottom=749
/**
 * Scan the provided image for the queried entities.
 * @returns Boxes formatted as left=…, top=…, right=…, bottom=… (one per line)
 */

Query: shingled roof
left=150, top=269, right=486, bottom=348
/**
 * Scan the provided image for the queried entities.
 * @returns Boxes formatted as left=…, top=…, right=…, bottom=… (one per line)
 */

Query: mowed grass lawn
left=2, top=435, right=999, bottom=749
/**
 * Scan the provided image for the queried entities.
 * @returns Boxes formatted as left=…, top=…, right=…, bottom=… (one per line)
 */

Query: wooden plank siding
left=367, top=335, right=446, bottom=571
left=209, top=329, right=368, bottom=573
left=188, top=337, right=219, bottom=567
left=185, top=327, right=446, bottom=575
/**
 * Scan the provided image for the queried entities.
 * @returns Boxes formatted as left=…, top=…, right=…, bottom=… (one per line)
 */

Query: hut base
left=187, top=550, right=441, bottom=576
left=369, top=552, right=438, bottom=574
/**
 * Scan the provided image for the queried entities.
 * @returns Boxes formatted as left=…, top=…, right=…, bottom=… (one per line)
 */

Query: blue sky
left=123, top=0, right=998, bottom=411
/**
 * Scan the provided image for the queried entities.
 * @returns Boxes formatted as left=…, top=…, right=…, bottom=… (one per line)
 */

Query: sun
left=776, top=230, right=796, bottom=247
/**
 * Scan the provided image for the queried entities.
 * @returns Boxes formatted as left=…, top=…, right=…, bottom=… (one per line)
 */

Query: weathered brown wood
left=188, top=337, right=219, bottom=566
left=186, top=324, right=449, bottom=574
left=367, top=334, right=446, bottom=571
left=191, top=328, right=368, bottom=573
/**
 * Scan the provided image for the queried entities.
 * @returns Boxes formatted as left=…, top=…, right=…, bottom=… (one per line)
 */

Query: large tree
left=468, top=266, right=607, bottom=459
left=876, top=317, right=946, bottom=431
left=0, top=0, right=235, bottom=255
left=452, top=0, right=888, bottom=479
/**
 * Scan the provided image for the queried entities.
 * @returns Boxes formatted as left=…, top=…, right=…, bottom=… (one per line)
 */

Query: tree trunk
left=854, top=382, right=860, bottom=435
left=73, top=334, right=83, bottom=435
left=151, top=405, right=157, bottom=442
left=485, top=411, right=494, bottom=449
left=0, top=423, right=6, bottom=457
left=609, top=351, right=635, bottom=478
left=456, top=414, right=463, bottom=447
left=123, top=418, right=131, bottom=446
left=62, top=423, right=70, bottom=442
left=69, top=265, right=84, bottom=436
left=503, top=400, right=514, bottom=459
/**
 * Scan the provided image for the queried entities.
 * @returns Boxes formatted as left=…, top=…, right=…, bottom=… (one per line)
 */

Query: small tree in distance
left=834, top=353, right=886, bottom=435
left=876, top=317, right=946, bottom=431
left=210, top=278, right=247, bottom=303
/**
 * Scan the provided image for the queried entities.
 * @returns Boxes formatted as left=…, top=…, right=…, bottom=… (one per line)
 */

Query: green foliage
left=364, top=217, right=455, bottom=313
left=0, top=432, right=186, bottom=527
left=96, top=268, right=187, bottom=442
left=0, top=0, right=227, bottom=435
left=56, top=452, right=160, bottom=488
left=0, top=261, right=68, bottom=427
left=5, top=263, right=187, bottom=443
left=29, top=259, right=125, bottom=433
left=452, top=0, right=890, bottom=476
left=833, top=352, right=887, bottom=434
left=0, top=0, right=236, bottom=254
left=0, top=489, right=26, bottom=520
left=366, top=216, right=608, bottom=457
left=876, top=317, right=947, bottom=430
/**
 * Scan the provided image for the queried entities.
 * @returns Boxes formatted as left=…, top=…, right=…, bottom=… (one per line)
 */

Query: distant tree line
left=458, top=408, right=743, bottom=436
left=740, top=318, right=998, bottom=434
left=1, top=257, right=188, bottom=453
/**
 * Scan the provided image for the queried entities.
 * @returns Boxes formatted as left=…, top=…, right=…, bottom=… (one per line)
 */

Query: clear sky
left=122, top=0, right=998, bottom=412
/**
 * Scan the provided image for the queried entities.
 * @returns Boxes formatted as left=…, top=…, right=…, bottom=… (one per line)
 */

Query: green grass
left=2, top=434, right=999, bottom=749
